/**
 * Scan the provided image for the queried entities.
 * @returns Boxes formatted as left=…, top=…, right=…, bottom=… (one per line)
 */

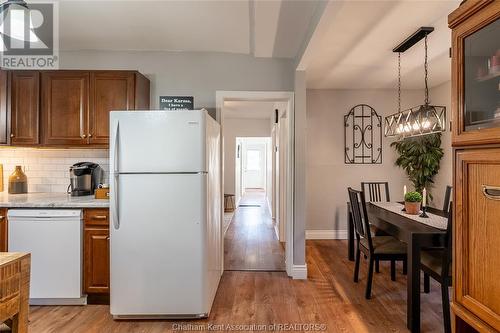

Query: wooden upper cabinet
left=10, top=71, right=40, bottom=145
left=41, top=71, right=90, bottom=146
left=0, top=70, right=8, bottom=145
left=89, top=72, right=135, bottom=145
left=449, top=0, right=500, bottom=147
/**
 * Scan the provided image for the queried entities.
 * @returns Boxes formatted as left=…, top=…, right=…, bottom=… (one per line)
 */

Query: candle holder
left=419, top=206, right=429, bottom=218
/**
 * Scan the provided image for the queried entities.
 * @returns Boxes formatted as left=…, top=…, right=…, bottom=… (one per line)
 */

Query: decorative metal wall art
left=344, top=104, right=382, bottom=164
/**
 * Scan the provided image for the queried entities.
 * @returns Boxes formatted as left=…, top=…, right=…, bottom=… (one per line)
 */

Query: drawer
left=455, top=148, right=500, bottom=331
left=84, top=208, right=109, bottom=227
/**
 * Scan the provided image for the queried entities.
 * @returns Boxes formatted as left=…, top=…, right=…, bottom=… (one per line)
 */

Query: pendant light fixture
left=384, top=27, right=446, bottom=139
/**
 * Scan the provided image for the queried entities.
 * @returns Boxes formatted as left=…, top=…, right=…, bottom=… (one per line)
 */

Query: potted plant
left=404, top=191, right=422, bottom=215
left=391, top=133, right=444, bottom=198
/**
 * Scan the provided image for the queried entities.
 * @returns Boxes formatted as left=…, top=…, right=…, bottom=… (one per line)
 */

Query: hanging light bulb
left=384, top=27, right=446, bottom=140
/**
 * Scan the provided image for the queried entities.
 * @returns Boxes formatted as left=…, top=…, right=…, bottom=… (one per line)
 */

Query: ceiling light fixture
left=384, top=27, right=446, bottom=140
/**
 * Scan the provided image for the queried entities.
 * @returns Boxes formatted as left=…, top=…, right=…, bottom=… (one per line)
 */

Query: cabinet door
left=0, top=208, right=7, bottom=252
left=84, top=228, right=110, bottom=294
left=450, top=1, right=500, bottom=146
left=455, top=148, right=500, bottom=331
left=0, top=70, right=8, bottom=145
left=89, top=72, right=134, bottom=145
left=41, top=71, right=90, bottom=145
left=10, top=71, right=40, bottom=145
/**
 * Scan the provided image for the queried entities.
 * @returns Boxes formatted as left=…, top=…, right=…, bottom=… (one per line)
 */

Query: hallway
left=224, top=190, right=285, bottom=271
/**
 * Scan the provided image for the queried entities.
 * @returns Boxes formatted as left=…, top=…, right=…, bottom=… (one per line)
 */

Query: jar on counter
left=8, top=166, right=28, bottom=194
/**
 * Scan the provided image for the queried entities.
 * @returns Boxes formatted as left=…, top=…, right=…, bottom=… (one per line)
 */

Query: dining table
left=346, top=201, right=448, bottom=333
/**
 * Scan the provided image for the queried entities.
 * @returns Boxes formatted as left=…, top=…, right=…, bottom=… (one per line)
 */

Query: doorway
left=235, top=137, right=271, bottom=205
left=217, top=93, right=293, bottom=273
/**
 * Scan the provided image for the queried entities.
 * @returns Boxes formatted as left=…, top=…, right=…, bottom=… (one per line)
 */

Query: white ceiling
left=58, top=0, right=319, bottom=59
left=301, top=0, right=461, bottom=89
left=223, top=101, right=276, bottom=119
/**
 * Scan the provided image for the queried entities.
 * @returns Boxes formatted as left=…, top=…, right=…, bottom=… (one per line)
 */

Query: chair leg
left=354, top=246, right=361, bottom=283
left=365, top=257, right=375, bottom=299
left=424, top=273, right=430, bottom=293
left=403, top=259, right=407, bottom=275
left=441, top=284, right=451, bottom=333
left=375, top=260, right=380, bottom=273
left=390, top=260, right=396, bottom=281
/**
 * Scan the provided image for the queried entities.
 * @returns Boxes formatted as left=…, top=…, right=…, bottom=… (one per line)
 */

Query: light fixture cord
left=424, top=34, right=429, bottom=105
left=398, top=52, right=401, bottom=113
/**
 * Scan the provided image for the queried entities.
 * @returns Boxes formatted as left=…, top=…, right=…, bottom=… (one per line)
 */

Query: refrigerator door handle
left=113, top=121, right=120, bottom=174
left=112, top=121, right=120, bottom=230
left=112, top=174, right=120, bottom=230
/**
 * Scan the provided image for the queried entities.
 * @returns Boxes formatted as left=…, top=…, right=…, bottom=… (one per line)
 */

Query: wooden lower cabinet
left=454, top=148, right=500, bottom=332
left=0, top=208, right=7, bottom=252
left=83, top=208, right=110, bottom=296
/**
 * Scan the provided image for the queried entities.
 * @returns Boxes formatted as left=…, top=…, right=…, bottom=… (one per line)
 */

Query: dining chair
left=361, top=181, right=390, bottom=202
left=421, top=207, right=453, bottom=333
left=360, top=181, right=397, bottom=273
left=442, top=185, right=452, bottom=215
left=348, top=187, right=407, bottom=299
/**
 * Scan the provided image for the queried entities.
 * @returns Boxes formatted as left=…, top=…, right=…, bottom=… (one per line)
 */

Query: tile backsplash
left=0, top=148, right=109, bottom=193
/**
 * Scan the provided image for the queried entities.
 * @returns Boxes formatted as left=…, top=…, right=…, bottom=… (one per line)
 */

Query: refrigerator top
left=110, top=110, right=219, bottom=174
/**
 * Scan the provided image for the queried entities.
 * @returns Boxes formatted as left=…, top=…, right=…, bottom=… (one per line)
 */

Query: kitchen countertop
left=0, top=192, right=109, bottom=208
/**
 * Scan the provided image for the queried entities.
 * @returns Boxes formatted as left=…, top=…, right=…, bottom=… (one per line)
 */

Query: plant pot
left=404, top=201, right=421, bottom=215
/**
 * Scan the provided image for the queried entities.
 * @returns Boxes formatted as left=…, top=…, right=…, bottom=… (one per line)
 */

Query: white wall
left=306, top=89, right=426, bottom=232
left=0, top=148, right=108, bottom=193
left=428, top=81, right=453, bottom=209
left=60, top=50, right=295, bottom=111
left=223, top=118, right=271, bottom=195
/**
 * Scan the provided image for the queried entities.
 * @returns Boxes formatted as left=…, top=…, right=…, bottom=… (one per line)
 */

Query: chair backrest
left=441, top=206, right=453, bottom=278
left=361, top=181, right=390, bottom=202
left=443, top=185, right=452, bottom=214
left=348, top=187, right=373, bottom=251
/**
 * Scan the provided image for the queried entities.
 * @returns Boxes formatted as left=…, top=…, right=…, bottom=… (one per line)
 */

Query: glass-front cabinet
left=464, top=19, right=500, bottom=131
left=451, top=4, right=500, bottom=146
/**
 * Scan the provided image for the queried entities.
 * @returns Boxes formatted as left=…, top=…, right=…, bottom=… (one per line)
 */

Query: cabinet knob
left=81, top=134, right=87, bottom=139
left=10, top=133, right=14, bottom=138
left=88, top=133, right=92, bottom=138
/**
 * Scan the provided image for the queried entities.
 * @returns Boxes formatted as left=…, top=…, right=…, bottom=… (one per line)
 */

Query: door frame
left=216, top=91, right=294, bottom=278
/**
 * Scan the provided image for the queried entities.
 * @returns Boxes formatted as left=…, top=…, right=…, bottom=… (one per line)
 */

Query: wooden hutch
left=449, top=0, right=500, bottom=332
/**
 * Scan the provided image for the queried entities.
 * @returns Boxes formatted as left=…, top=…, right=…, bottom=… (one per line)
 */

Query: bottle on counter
left=8, top=166, right=28, bottom=194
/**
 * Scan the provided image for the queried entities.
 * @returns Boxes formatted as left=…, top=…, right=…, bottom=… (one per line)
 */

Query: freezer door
left=110, top=111, right=207, bottom=173
left=110, top=173, right=209, bottom=316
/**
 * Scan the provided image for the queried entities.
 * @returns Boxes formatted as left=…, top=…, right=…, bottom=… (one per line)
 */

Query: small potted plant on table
left=404, top=191, right=422, bottom=215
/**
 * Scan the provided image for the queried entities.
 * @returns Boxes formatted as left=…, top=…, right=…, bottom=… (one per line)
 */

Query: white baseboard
left=291, top=264, right=308, bottom=280
left=306, top=229, right=348, bottom=240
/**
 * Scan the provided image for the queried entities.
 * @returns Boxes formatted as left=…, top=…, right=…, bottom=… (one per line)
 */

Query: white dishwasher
left=8, top=209, right=86, bottom=305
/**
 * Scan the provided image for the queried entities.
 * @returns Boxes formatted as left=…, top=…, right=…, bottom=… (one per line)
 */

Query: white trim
left=216, top=91, right=295, bottom=278
left=306, top=230, right=348, bottom=240
left=291, top=264, right=308, bottom=280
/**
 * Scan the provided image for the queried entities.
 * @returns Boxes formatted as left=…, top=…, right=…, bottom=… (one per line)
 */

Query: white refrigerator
left=109, top=110, right=222, bottom=319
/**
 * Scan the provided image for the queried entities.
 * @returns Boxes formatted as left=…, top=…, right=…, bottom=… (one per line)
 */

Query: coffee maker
left=68, top=162, right=103, bottom=196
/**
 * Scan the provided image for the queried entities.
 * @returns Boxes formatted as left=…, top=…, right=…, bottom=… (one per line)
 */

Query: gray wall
left=427, top=81, right=453, bottom=209
left=306, top=88, right=425, bottom=232
left=59, top=50, right=295, bottom=110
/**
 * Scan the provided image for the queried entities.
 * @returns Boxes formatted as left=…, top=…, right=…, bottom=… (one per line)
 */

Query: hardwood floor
left=7, top=240, right=448, bottom=333
left=224, top=190, right=285, bottom=271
